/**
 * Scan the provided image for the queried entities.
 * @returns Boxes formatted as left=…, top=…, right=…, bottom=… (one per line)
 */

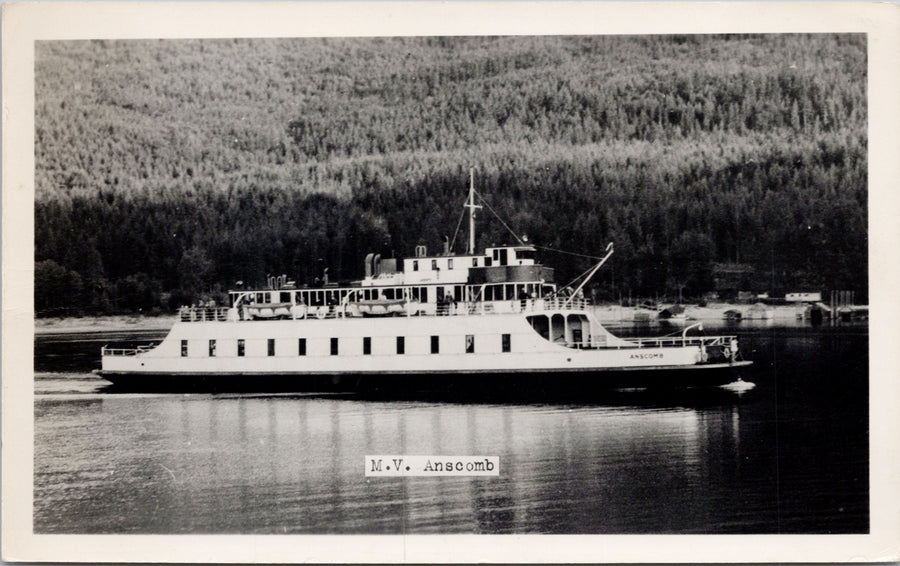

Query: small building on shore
left=658, top=305, right=686, bottom=320
left=786, top=292, right=822, bottom=303
left=746, top=302, right=773, bottom=320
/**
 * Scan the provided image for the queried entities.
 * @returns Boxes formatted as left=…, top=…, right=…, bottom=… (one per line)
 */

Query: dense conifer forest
left=34, top=35, right=867, bottom=315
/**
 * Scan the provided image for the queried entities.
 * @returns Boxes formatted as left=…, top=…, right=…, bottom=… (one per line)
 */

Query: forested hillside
left=34, top=35, right=867, bottom=315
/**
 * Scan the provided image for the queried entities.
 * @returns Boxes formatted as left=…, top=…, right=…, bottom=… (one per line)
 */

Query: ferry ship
left=99, top=175, right=751, bottom=392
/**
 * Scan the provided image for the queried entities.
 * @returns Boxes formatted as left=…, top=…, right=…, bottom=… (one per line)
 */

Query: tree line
left=34, top=34, right=867, bottom=315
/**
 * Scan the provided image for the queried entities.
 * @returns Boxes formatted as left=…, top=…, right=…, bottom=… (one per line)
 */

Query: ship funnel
left=373, top=254, right=382, bottom=277
left=364, top=253, right=374, bottom=278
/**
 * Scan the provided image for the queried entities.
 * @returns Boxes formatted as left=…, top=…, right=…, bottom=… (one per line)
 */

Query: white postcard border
left=3, top=2, right=899, bottom=563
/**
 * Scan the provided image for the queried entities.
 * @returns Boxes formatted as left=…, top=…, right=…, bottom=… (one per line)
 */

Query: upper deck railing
left=613, top=335, right=731, bottom=349
left=179, top=307, right=232, bottom=322
left=101, top=345, right=157, bottom=357
left=461, top=297, right=589, bottom=315
left=176, top=297, right=591, bottom=323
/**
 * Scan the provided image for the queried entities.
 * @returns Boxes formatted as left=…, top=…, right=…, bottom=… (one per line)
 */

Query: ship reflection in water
left=36, top=391, right=739, bottom=533
left=34, top=326, right=868, bottom=534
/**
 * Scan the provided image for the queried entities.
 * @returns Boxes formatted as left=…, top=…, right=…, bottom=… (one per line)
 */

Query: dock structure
left=803, top=291, right=867, bottom=323
left=829, top=290, right=868, bottom=321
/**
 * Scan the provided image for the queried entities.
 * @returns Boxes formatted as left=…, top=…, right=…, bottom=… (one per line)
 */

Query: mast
left=465, top=168, right=482, bottom=255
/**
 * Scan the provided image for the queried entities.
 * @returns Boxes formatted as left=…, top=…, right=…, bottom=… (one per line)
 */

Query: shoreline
left=592, top=302, right=804, bottom=323
left=35, top=315, right=177, bottom=335
left=35, top=303, right=807, bottom=335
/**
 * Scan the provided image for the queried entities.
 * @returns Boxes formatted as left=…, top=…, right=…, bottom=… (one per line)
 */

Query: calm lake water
left=33, top=321, right=868, bottom=534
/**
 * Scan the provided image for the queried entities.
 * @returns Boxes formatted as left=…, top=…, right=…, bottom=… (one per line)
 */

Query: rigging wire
left=447, top=198, right=468, bottom=253
left=451, top=183, right=609, bottom=263
left=546, top=260, right=600, bottom=298
left=529, top=245, right=606, bottom=261
left=473, top=190, right=525, bottom=246
left=473, top=189, right=607, bottom=261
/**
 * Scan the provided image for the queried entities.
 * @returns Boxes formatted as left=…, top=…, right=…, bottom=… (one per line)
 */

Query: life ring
left=722, top=347, right=731, bottom=359
left=316, top=306, right=327, bottom=319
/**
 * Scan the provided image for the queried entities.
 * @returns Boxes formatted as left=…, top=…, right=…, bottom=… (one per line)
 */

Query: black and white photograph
left=3, top=2, right=900, bottom=563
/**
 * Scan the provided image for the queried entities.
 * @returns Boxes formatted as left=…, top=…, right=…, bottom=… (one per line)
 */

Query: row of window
left=181, top=334, right=512, bottom=357
left=240, top=284, right=465, bottom=306
left=235, top=280, right=556, bottom=307
left=411, top=257, right=477, bottom=272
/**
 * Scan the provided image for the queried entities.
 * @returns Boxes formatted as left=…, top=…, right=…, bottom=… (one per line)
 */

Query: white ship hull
left=100, top=310, right=750, bottom=391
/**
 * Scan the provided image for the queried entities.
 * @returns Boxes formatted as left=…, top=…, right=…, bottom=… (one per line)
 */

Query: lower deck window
left=502, top=334, right=511, bottom=353
left=181, top=340, right=188, bottom=357
left=331, top=337, right=339, bottom=356
left=396, top=336, right=405, bottom=354
left=267, top=339, right=275, bottom=356
left=465, top=335, right=475, bottom=353
left=237, top=339, right=245, bottom=357
left=298, top=338, right=306, bottom=356
left=431, top=335, right=439, bottom=354
left=363, top=337, right=371, bottom=355
left=209, top=339, right=216, bottom=357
